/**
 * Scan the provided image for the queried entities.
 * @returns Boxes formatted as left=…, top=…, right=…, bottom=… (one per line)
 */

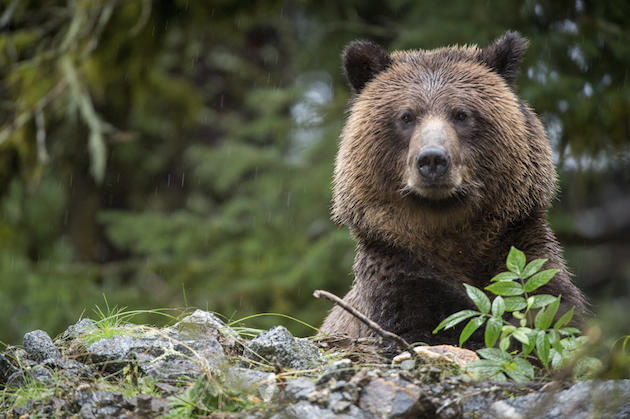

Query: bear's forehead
left=366, top=47, right=509, bottom=102
left=391, top=45, right=481, bottom=67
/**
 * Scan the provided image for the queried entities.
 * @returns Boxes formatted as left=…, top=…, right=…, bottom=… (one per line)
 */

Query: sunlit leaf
left=512, top=327, right=530, bottom=345
left=536, top=331, right=550, bottom=366
left=490, top=272, right=519, bottom=282
left=529, top=294, right=557, bottom=309
left=477, top=347, right=512, bottom=362
left=464, top=284, right=490, bottom=314
left=432, top=310, right=478, bottom=334
left=506, top=247, right=526, bottom=275
left=554, top=307, right=574, bottom=329
left=503, top=297, right=527, bottom=311
left=491, top=296, right=505, bottom=317
left=524, top=269, right=559, bottom=293
left=504, top=357, right=535, bottom=382
left=486, top=281, right=524, bottom=296
left=521, top=258, right=547, bottom=278
left=534, top=296, right=561, bottom=330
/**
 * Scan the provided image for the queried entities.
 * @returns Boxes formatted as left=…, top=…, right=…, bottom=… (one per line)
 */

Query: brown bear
left=320, top=32, right=586, bottom=349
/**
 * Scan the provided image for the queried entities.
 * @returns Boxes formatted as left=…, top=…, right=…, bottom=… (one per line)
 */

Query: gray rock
left=226, top=366, right=277, bottom=402
left=23, top=330, right=61, bottom=362
left=87, top=335, right=137, bottom=372
left=487, top=379, right=630, bottom=419
left=167, top=309, right=237, bottom=341
left=283, top=376, right=317, bottom=402
left=86, top=329, right=225, bottom=380
left=5, top=370, right=26, bottom=387
left=0, top=353, right=19, bottom=385
left=62, top=318, right=96, bottom=340
left=359, top=377, right=422, bottom=418
left=78, top=390, right=128, bottom=418
left=273, top=400, right=339, bottom=419
left=243, top=326, right=322, bottom=370
left=316, top=358, right=354, bottom=385
left=30, top=364, right=55, bottom=385
left=41, top=357, right=92, bottom=379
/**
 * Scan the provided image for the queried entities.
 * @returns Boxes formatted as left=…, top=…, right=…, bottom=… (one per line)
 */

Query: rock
left=78, top=390, right=129, bottom=418
left=168, top=309, right=237, bottom=340
left=273, top=400, right=340, bottom=419
left=87, top=335, right=137, bottom=372
left=87, top=329, right=225, bottom=380
left=30, top=364, right=55, bottom=385
left=226, top=366, right=277, bottom=402
left=487, top=379, right=630, bottom=419
left=282, top=376, right=317, bottom=402
left=62, top=319, right=97, bottom=340
left=316, top=358, right=354, bottom=385
left=392, top=345, right=479, bottom=368
left=0, top=353, right=19, bottom=385
left=23, top=330, right=61, bottom=362
left=243, top=326, right=322, bottom=370
left=41, top=357, right=92, bottom=379
left=359, top=377, right=423, bottom=418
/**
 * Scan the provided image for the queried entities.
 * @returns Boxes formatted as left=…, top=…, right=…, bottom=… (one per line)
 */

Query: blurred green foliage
left=0, top=0, right=629, bottom=345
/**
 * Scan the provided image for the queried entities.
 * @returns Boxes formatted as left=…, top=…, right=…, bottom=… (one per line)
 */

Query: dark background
left=1, top=0, right=629, bottom=345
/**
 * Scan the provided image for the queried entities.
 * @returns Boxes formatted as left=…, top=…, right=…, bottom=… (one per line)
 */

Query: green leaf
left=506, top=247, right=526, bottom=275
left=499, top=335, right=511, bottom=352
left=513, top=327, right=530, bottom=345
left=477, top=347, right=512, bottom=362
left=536, top=331, right=551, bottom=366
left=554, top=307, right=574, bottom=329
left=505, top=358, right=535, bottom=382
left=524, top=269, right=559, bottom=292
left=559, top=327, right=581, bottom=336
left=490, top=271, right=520, bottom=282
left=465, top=359, right=505, bottom=380
left=521, top=258, right=548, bottom=278
left=432, top=310, right=478, bottom=333
left=551, top=351, right=564, bottom=370
left=464, top=284, right=491, bottom=314
left=486, top=281, right=524, bottom=296
left=491, top=296, right=505, bottom=317
left=459, top=316, right=485, bottom=347
left=534, top=296, right=561, bottom=330
left=485, top=317, right=502, bottom=348
left=521, top=331, right=537, bottom=356
left=529, top=294, right=557, bottom=309
left=503, top=297, right=527, bottom=311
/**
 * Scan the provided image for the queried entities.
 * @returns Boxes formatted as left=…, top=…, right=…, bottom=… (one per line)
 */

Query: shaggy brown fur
left=321, top=32, right=586, bottom=349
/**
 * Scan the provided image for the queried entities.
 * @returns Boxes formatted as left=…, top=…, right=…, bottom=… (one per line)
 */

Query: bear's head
left=333, top=32, right=557, bottom=248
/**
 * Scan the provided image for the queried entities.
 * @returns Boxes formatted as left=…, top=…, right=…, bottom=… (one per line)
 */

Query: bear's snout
left=416, top=146, right=451, bottom=180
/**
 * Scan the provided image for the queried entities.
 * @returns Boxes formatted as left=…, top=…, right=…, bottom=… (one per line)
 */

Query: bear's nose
left=416, top=147, right=451, bottom=180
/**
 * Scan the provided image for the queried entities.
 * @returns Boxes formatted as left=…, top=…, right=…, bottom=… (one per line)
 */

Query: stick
left=313, top=289, right=418, bottom=360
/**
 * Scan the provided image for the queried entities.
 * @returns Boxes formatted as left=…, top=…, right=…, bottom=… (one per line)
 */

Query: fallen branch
left=313, top=289, right=418, bottom=360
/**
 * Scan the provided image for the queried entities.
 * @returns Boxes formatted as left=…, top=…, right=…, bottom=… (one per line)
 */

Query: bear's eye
left=400, top=111, right=415, bottom=125
left=454, top=110, right=468, bottom=122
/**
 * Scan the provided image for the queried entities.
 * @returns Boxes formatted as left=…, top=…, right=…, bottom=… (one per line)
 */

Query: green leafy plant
left=433, top=247, right=596, bottom=381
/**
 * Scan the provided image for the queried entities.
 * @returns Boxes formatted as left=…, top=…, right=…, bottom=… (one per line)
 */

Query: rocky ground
left=1, top=309, right=629, bottom=418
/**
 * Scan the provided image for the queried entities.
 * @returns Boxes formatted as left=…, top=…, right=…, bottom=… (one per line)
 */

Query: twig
left=313, top=289, right=418, bottom=360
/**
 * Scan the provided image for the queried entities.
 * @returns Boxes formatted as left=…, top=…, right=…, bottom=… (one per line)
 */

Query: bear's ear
left=343, top=40, right=391, bottom=93
left=479, top=31, right=528, bottom=88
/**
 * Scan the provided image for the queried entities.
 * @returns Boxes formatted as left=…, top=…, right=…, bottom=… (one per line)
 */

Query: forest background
left=1, top=0, right=629, bottom=345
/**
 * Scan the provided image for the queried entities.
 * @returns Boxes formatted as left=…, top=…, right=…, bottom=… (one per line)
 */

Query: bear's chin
left=406, top=187, right=470, bottom=211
